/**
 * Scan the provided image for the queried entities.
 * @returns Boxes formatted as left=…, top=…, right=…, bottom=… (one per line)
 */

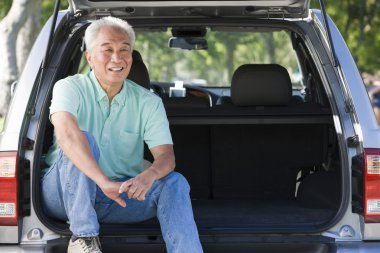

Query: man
left=41, top=17, right=203, bottom=253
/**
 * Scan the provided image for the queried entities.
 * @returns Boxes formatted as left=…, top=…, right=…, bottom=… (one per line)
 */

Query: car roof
left=67, top=0, right=310, bottom=19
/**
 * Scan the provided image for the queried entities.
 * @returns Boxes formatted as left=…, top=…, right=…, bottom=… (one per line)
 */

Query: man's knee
left=162, top=171, right=190, bottom=192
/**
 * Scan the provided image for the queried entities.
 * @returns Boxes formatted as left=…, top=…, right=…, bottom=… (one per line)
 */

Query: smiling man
left=41, top=17, right=203, bottom=253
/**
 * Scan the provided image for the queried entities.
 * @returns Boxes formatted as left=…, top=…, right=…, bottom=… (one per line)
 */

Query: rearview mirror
left=169, top=37, right=208, bottom=50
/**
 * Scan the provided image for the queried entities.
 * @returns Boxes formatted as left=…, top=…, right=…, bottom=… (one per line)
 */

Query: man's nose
left=111, top=52, right=122, bottom=62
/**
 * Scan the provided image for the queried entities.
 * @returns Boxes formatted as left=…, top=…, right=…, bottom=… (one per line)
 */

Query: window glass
left=135, top=29, right=302, bottom=88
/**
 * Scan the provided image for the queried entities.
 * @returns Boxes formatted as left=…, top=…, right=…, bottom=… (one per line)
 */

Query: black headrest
left=132, top=50, right=143, bottom=61
left=128, top=50, right=151, bottom=90
left=231, top=64, right=292, bottom=106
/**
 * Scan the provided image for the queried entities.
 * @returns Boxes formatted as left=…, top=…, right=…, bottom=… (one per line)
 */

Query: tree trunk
left=225, top=40, right=236, bottom=83
left=263, top=33, right=276, bottom=63
left=0, top=0, right=35, bottom=117
left=17, top=0, right=42, bottom=74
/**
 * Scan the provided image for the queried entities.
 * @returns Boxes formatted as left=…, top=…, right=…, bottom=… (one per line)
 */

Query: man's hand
left=119, top=169, right=158, bottom=201
left=100, top=180, right=127, bottom=207
left=119, top=144, right=174, bottom=201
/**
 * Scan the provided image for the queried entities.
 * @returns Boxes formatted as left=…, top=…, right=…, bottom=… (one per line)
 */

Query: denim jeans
left=41, top=132, right=203, bottom=253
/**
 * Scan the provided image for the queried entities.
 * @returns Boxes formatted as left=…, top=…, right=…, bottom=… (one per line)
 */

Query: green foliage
left=0, top=0, right=12, bottom=19
left=136, top=30, right=181, bottom=82
left=312, top=0, right=380, bottom=74
left=42, top=1, right=69, bottom=24
left=0, top=0, right=68, bottom=24
left=135, top=30, right=299, bottom=86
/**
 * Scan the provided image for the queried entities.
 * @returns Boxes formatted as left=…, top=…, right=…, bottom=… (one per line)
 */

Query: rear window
left=134, top=29, right=302, bottom=88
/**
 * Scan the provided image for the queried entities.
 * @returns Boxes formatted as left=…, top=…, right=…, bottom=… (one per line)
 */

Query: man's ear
left=85, top=51, right=93, bottom=68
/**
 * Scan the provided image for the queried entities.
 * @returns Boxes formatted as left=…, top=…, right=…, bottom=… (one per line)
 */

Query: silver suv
left=1, top=0, right=380, bottom=252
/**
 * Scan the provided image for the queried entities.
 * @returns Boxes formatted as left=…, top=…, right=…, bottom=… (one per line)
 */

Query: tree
left=17, top=1, right=42, bottom=74
left=317, top=0, right=380, bottom=74
left=0, top=0, right=68, bottom=118
left=0, top=0, right=41, bottom=117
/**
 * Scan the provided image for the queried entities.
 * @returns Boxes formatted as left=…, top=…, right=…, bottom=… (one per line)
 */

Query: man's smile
left=108, top=67, right=124, bottom=72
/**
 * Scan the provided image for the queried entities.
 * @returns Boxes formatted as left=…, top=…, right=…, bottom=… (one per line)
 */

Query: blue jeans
left=41, top=132, right=203, bottom=253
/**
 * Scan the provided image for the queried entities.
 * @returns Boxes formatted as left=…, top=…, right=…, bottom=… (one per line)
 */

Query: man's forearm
left=52, top=112, right=109, bottom=187
left=56, top=129, right=109, bottom=186
left=148, top=152, right=175, bottom=180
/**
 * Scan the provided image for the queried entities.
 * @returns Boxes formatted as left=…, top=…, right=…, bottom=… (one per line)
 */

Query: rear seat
left=164, top=93, right=212, bottom=200
left=170, top=125, right=211, bottom=199
left=164, top=64, right=332, bottom=201
left=211, top=64, right=329, bottom=200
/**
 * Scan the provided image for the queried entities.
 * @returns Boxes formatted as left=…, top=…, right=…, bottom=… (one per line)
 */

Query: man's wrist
left=95, top=175, right=110, bottom=188
left=147, top=166, right=160, bottom=181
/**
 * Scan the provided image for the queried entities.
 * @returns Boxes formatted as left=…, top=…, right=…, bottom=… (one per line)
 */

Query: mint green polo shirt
left=45, top=71, right=173, bottom=180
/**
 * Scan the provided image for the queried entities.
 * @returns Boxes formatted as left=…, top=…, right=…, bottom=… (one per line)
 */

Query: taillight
left=0, top=151, right=18, bottom=226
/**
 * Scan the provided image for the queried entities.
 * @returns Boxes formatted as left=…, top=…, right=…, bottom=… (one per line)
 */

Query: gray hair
left=84, top=17, right=135, bottom=52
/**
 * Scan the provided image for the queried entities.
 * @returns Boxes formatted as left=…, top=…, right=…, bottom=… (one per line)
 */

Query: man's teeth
left=109, top=67, right=123, bottom=71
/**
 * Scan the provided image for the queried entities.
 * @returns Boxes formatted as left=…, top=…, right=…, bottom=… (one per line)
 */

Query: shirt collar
left=89, top=70, right=127, bottom=106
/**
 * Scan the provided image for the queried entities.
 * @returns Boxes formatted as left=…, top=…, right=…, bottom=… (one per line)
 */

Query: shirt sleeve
left=144, top=98, right=173, bottom=149
left=49, top=78, right=80, bottom=120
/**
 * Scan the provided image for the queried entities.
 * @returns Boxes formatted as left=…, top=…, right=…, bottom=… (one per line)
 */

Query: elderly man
left=41, top=17, right=203, bottom=253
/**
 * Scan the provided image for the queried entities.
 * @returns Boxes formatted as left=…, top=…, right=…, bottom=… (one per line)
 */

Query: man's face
left=86, top=26, right=133, bottom=88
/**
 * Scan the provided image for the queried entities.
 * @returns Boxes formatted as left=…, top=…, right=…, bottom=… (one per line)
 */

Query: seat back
left=163, top=93, right=212, bottom=199
left=211, top=64, right=327, bottom=200
left=128, top=50, right=151, bottom=90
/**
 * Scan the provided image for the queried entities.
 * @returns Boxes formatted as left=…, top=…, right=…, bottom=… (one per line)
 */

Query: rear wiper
left=318, top=0, right=339, bottom=67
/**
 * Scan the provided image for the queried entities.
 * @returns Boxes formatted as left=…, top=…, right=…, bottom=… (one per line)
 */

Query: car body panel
left=0, top=226, right=19, bottom=244
left=3, top=241, right=380, bottom=253
left=313, top=11, right=380, bottom=240
left=0, top=12, right=67, bottom=244
left=364, top=223, right=380, bottom=240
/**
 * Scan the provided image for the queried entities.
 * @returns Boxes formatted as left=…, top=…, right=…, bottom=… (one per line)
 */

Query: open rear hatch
left=67, top=0, right=310, bottom=18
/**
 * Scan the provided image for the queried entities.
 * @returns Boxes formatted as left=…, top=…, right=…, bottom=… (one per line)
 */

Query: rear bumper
left=336, top=241, right=380, bottom=252
left=1, top=241, right=380, bottom=253
left=0, top=245, right=45, bottom=253
left=0, top=226, right=19, bottom=243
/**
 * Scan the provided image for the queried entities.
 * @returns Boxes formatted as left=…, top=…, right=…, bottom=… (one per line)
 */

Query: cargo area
left=38, top=94, right=342, bottom=235
left=165, top=107, right=341, bottom=232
